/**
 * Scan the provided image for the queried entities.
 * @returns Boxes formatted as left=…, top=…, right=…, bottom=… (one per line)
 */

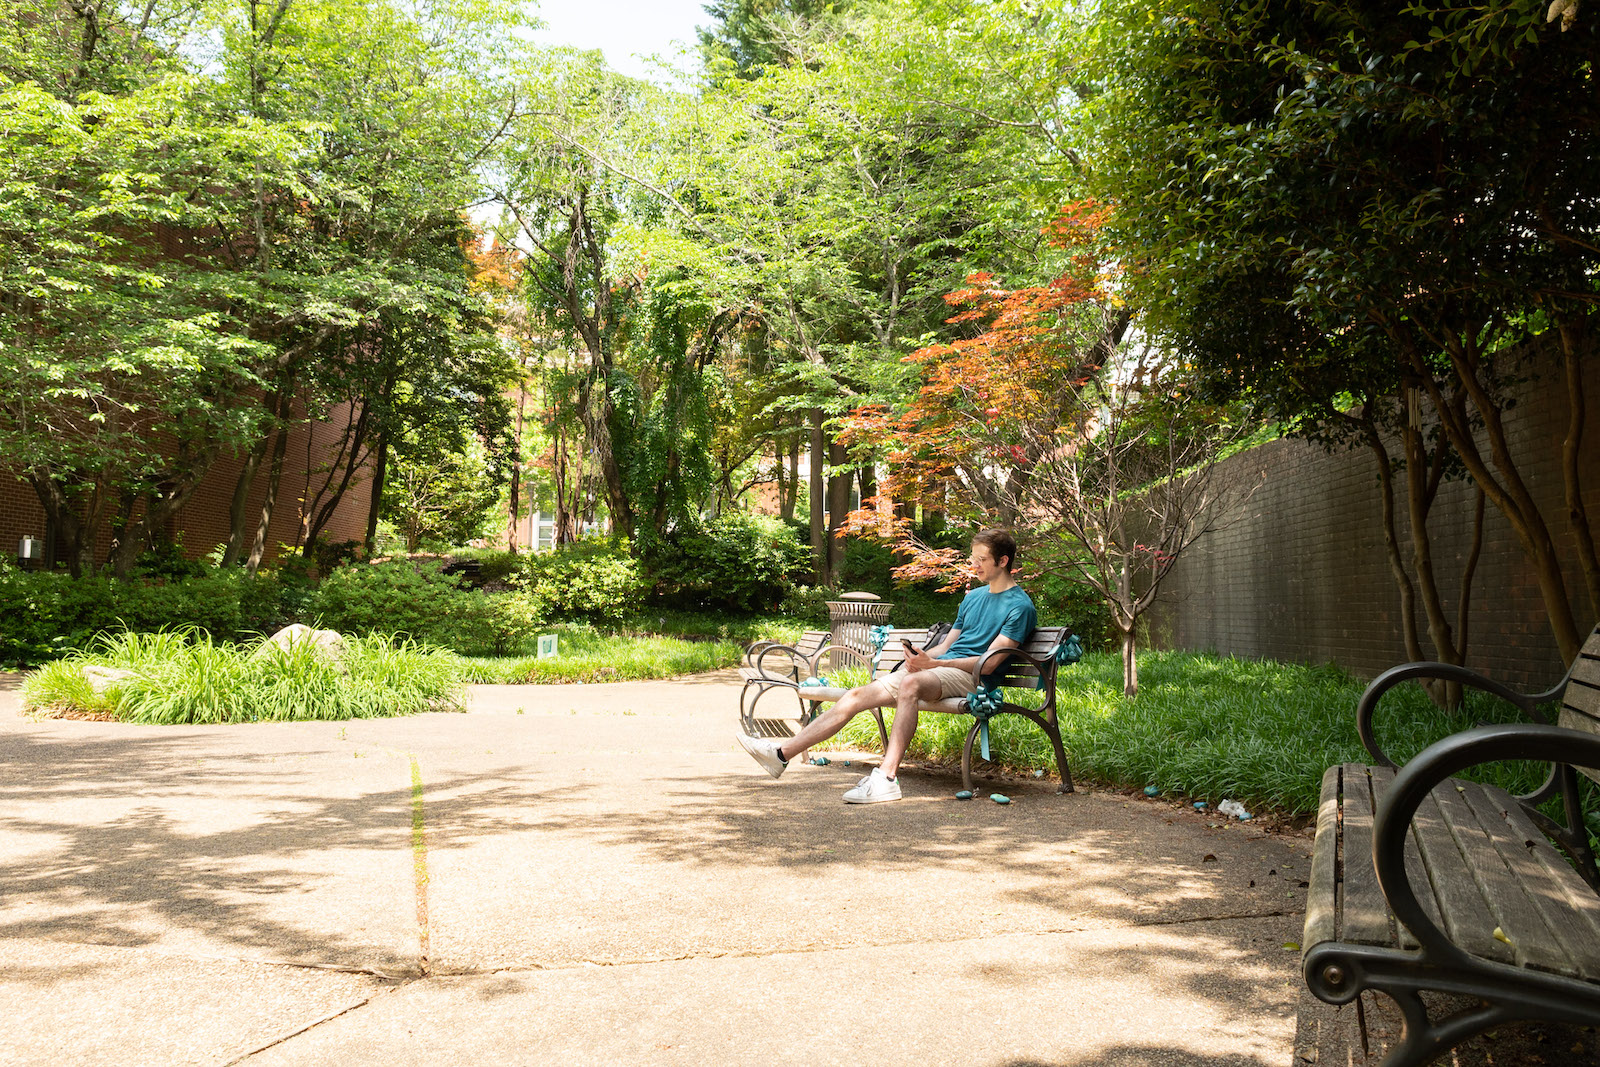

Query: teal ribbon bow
left=965, top=685, right=1005, bottom=760
left=800, top=675, right=829, bottom=688
left=870, top=625, right=891, bottom=652
left=1056, top=634, right=1083, bottom=665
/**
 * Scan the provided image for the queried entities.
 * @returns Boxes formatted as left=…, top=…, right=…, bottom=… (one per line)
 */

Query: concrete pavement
left=1, top=670, right=1314, bottom=1066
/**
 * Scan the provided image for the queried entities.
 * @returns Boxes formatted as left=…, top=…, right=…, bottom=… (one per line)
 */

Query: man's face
left=969, top=544, right=1004, bottom=583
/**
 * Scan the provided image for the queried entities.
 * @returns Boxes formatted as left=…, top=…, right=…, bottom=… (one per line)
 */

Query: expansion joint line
left=411, top=754, right=431, bottom=975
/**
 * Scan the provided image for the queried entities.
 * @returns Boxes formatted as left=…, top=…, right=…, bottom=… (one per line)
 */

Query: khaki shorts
left=879, top=665, right=975, bottom=700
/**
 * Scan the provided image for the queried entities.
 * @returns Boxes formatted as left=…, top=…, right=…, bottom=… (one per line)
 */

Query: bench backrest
left=794, top=631, right=829, bottom=658
left=873, top=626, right=1068, bottom=688
left=1558, top=625, right=1600, bottom=783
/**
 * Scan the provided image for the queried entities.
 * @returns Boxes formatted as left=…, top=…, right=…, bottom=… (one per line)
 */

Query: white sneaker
left=737, top=734, right=787, bottom=779
left=842, top=767, right=902, bottom=804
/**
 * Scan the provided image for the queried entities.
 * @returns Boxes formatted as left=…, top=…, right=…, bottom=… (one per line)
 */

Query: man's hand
left=905, top=647, right=939, bottom=673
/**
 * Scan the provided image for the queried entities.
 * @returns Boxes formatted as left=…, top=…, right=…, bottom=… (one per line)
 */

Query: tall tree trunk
left=809, top=407, right=826, bottom=582
left=1117, top=557, right=1138, bottom=697
left=1408, top=328, right=1583, bottom=660
left=1556, top=314, right=1600, bottom=619
left=302, top=407, right=372, bottom=554
left=107, top=490, right=143, bottom=579
left=29, top=474, right=103, bottom=578
left=1363, top=422, right=1425, bottom=664
left=365, top=430, right=390, bottom=556
left=781, top=418, right=800, bottom=522
left=247, top=421, right=291, bottom=574
left=827, top=437, right=851, bottom=580
left=222, top=390, right=286, bottom=566
left=506, top=384, right=527, bottom=552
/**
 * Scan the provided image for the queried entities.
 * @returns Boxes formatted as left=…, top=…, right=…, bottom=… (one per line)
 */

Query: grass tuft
left=23, top=629, right=463, bottom=724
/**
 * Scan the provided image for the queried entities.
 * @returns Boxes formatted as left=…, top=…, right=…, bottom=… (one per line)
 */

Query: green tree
left=1077, top=0, right=1600, bottom=661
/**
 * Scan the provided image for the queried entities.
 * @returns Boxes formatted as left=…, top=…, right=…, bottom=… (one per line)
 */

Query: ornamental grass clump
left=22, top=629, right=463, bottom=725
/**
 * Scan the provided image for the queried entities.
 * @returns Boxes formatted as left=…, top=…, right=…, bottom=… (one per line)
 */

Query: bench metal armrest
left=972, top=646, right=1058, bottom=703
left=751, top=641, right=864, bottom=683
left=1356, top=661, right=1561, bottom=767
left=746, top=642, right=807, bottom=684
left=1371, top=723, right=1600, bottom=963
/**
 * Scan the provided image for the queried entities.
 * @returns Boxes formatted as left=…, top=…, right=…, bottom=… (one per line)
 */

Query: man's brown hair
left=972, top=528, right=1017, bottom=572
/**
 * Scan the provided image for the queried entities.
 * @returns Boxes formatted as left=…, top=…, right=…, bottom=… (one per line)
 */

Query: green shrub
left=0, top=562, right=299, bottom=665
left=447, top=549, right=524, bottom=585
left=520, top=538, right=645, bottom=621
left=776, top=584, right=832, bottom=627
left=480, top=589, right=548, bottom=655
left=643, top=514, right=811, bottom=612
left=310, top=559, right=492, bottom=651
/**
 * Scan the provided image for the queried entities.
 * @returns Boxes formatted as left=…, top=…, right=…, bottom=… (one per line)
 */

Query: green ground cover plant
left=826, top=649, right=1565, bottom=818
left=23, top=630, right=463, bottom=725
left=452, top=624, right=744, bottom=684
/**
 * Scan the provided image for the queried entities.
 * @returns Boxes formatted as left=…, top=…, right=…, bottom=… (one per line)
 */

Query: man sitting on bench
left=736, top=528, right=1037, bottom=804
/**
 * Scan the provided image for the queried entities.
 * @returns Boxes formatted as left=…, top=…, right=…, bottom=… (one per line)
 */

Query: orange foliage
left=462, top=223, right=523, bottom=293
left=838, top=202, right=1118, bottom=585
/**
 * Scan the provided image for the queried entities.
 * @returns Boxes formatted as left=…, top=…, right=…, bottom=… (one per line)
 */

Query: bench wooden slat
left=1423, top=779, right=1521, bottom=965
left=1397, top=788, right=1446, bottom=952
left=1303, top=765, right=1342, bottom=950
left=1484, top=782, right=1600, bottom=980
left=1339, top=764, right=1396, bottom=946
left=869, top=627, right=1062, bottom=690
left=1564, top=675, right=1600, bottom=724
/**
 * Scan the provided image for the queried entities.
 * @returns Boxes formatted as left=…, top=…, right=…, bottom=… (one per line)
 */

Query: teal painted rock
left=810, top=756, right=830, bottom=766
left=990, top=793, right=1011, bottom=805
left=1193, top=801, right=1207, bottom=810
left=1143, top=785, right=1160, bottom=796
left=955, top=790, right=974, bottom=800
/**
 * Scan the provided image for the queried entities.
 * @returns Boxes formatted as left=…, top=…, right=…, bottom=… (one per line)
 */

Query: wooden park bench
left=1301, top=624, right=1600, bottom=1067
left=740, top=625, right=1081, bottom=794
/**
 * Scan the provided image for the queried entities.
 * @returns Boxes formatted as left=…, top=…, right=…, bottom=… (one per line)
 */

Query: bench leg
left=1034, top=713, right=1075, bottom=794
left=1305, top=942, right=1600, bottom=1067
left=958, top=711, right=1076, bottom=795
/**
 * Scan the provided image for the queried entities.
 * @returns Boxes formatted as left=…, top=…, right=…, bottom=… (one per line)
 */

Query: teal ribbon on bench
left=965, top=685, right=1005, bottom=760
left=1056, top=634, right=1083, bottom=665
left=870, top=625, right=891, bottom=651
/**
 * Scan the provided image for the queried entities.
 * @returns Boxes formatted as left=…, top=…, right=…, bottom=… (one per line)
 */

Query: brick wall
left=1149, top=337, right=1600, bottom=689
left=0, top=401, right=373, bottom=570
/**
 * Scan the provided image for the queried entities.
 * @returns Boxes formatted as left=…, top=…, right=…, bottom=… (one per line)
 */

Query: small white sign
left=537, top=634, right=559, bottom=659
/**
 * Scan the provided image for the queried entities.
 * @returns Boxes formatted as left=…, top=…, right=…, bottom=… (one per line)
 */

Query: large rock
left=81, top=665, right=139, bottom=696
left=252, top=624, right=347, bottom=664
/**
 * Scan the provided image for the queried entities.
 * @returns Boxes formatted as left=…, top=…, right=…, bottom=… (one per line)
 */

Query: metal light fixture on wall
left=18, top=536, right=43, bottom=571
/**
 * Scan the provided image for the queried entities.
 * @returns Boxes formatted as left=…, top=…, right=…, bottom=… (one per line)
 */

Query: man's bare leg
left=777, top=679, right=897, bottom=761
left=881, top=671, right=941, bottom=778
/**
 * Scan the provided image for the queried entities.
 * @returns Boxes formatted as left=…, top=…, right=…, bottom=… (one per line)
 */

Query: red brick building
left=0, top=403, right=373, bottom=571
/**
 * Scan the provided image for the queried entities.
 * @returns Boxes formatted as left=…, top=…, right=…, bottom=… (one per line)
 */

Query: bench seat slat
left=1401, top=780, right=1452, bottom=947
left=1339, top=764, right=1396, bottom=946
left=1303, top=765, right=1342, bottom=950
left=1481, top=782, right=1600, bottom=980
left=1423, top=780, right=1522, bottom=965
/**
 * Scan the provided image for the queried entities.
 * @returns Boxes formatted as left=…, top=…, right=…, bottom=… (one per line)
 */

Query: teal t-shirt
left=939, top=584, right=1038, bottom=684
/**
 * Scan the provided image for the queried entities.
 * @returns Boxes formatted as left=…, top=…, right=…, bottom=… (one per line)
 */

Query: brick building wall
left=0, top=401, right=373, bottom=570
left=1148, top=337, right=1600, bottom=689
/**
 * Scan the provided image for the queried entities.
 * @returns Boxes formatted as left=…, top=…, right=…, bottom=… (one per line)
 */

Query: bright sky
left=530, top=0, right=710, bottom=84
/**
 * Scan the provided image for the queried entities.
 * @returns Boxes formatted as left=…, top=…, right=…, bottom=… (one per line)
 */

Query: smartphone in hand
left=901, top=638, right=922, bottom=656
